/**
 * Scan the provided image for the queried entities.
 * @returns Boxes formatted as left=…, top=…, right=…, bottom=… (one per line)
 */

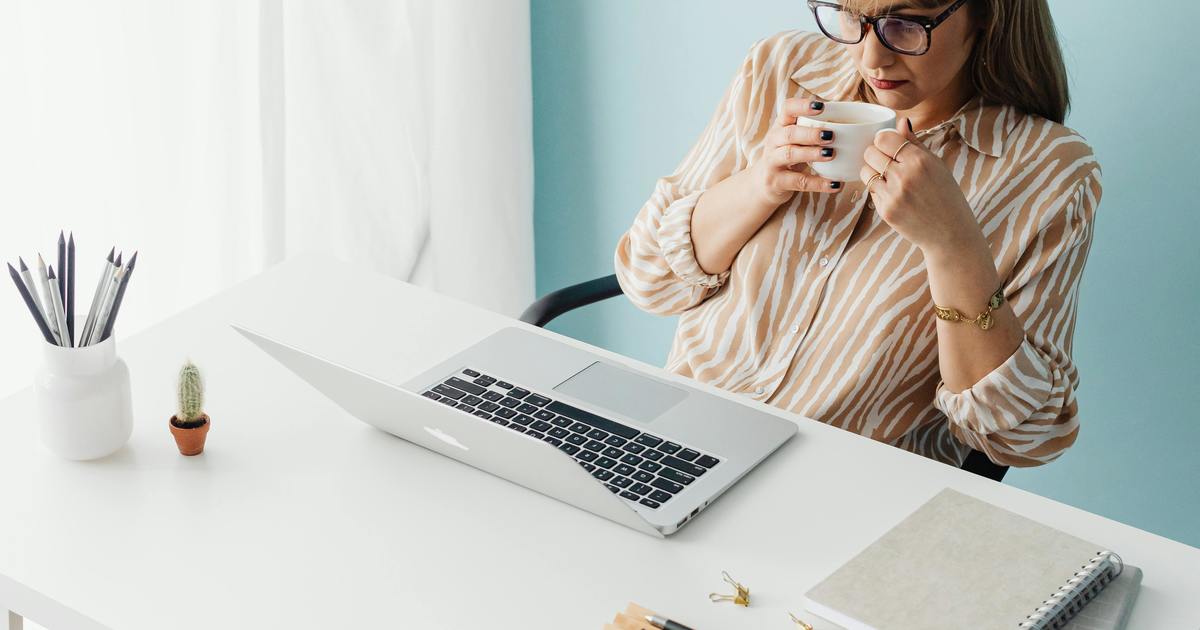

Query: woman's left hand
left=860, top=117, right=984, bottom=258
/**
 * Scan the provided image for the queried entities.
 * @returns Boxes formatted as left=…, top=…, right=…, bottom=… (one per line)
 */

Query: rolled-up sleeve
left=614, top=39, right=771, bottom=315
left=935, top=168, right=1102, bottom=467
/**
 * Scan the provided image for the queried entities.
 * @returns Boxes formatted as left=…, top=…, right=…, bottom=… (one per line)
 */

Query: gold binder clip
left=707, top=570, right=750, bottom=606
left=788, top=612, right=814, bottom=630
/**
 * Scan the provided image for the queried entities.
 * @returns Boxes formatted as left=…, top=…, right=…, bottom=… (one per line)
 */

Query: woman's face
left=844, top=1, right=979, bottom=113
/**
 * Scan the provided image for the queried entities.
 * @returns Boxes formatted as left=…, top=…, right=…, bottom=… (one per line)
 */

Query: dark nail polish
left=811, top=101, right=825, bottom=111
left=820, top=130, right=834, bottom=141
left=830, top=181, right=842, bottom=189
left=907, top=120, right=914, bottom=133
left=820, top=147, right=834, bottom=157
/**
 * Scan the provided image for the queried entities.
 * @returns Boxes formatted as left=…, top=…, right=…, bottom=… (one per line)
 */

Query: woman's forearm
left=690, top=169, right=783, bottom=275
left=924, top=235, right=1026, bottom=392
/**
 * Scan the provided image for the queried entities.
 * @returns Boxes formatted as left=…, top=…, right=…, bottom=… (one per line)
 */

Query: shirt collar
left=788, top=37, right=1016, bottom=158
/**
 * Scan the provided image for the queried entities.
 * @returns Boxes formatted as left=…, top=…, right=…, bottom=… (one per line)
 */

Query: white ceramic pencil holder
left=35, top=335, right=133, bottom=460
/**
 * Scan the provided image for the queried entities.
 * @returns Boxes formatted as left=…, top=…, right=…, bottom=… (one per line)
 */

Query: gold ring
left=881, top=158, right=894, bottom=177
left=866, top=172, right=884, bottom=191
left=891, top=140, right=911, bottom=162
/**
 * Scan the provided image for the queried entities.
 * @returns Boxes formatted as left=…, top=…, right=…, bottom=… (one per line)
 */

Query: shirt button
left=755, top=386, right=765, bottom=395
left=819, top=256, right=829, bottom=267
left=790, top=324, right=800, bottom=334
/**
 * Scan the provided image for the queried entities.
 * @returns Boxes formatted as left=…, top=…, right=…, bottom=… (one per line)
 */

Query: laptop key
left=462, top=369, right=481, bottom=378
left=624, top=443, right=646, bottom=455
left=456, top=403, right=473, bottom=412
left=577, top=450, right=598, bottom=462
left=586, top=429, right=609, bottom=441
left=422, top=391, right=441, bottom=401
left=559, top=443, right=581, bottom=456
left=545, top=401, right=639, bottom=440
left=614, top=464, right=635, bottom=476
left=439, top=398, right=457, bottom=407
left=632, top=471, right=654, bottom=483
left=496, top=381, right=513, bottom=389
left=638, top=461, right=663, bottom=474
left=534, top=410, right=556, bottom=422
left=620, top=491, right=641, bottom=501
left=696, top=455, right=720, bottom=469
left=433, top=385, right=465, bottom=400
left=635, top=434, right=663, bottom=448
left=639, top=498, right=661, bottom=509
left=516, top=403, right=538, bottom=414
left=612, top=476, right=633, bottom=488
left=602, top=447, right=623, bottom=459
left=499, top=398, right=521, bottom=409
left=478, top=401, right=500, bottom=413
left=549, top=427, right=570, bottom=439
left=630, top=483, right=652, bottom=496
left=659, top=468, right=695, bottom=486
left=579, top=461, right=596, bottom=472
left=445, top=377, right=486, bottom=396
left=495, top=408, right=516, bottom=419
left=593, top=469, right=614, bottom=481
left=509, top=425, right=527, bottom=434
left=606, top=484, right=620, bottom=493
left=676, top=448, right=701, bottom=462
left=662, top=455, right=706, bottom=477
left=462, top=395, right=483, bottom=406
left=643, top=449, right=665, bottom=462
left=660, top=442, right=682, bottom=455
left=481, top=390, right=503, bottom=401
left=569, top=422, right=591, bottom=434
left=604, top=435, right=628, bottom=448
left=566, top=433, right=587, bottom=446
left=595, top=457, right=617, bottom=469
left=544, top=437, right=562, bottom=447
left=531, top=420, right=552, bottom=432
left=492, top=418, right=510, bottom=427
left=508, top=387, right=530, bottom=399
left=472, top=411, right=492, bottom=420
left=651, top=477, right=684, bottom=495
left=527, top=431, right=545, bottom=439
left=649, top=489, right=673, bottom=503
left=473, top=375, right=496, bottom=387
left=512, top=414, right=534, bottom=426
left=526, top=394, right=552, bottom=406
left=551, top=416, right=572, bottom=428
left=583, top=440, right=606, bottom=452
left=620, top=454, right=644, bottom=467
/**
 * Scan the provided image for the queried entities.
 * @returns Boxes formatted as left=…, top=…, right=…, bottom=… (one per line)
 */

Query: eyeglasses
left=808, top=0, right=970, bottom=56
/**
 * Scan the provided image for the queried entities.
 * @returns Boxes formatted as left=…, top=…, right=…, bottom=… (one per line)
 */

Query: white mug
left=796, top=101, right=897, bottom=182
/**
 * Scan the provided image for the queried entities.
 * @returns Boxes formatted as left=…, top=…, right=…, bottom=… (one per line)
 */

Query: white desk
left=1, top=255, right=1197, bottom=630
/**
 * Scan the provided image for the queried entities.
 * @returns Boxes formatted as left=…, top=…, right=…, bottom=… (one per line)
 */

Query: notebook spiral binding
left=1018, top=550, right=1124, bottom=629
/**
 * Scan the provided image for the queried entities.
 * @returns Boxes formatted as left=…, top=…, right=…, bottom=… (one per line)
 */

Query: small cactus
left=176, top=360, right=206, bottom=427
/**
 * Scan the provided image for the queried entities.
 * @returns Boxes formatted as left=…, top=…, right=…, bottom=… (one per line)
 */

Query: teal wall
left=531, top=0, right=1200, bottom=547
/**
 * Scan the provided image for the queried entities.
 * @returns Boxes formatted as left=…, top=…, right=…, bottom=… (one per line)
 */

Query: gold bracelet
left=933, top=285, right=1005, bottom=330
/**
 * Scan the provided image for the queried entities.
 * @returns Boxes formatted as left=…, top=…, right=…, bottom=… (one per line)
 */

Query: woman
left=614, top=0, right=1100, bottom=468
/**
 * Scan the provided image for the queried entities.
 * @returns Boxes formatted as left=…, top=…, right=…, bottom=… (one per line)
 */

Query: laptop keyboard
left=421, top=368, right=721, bottom=510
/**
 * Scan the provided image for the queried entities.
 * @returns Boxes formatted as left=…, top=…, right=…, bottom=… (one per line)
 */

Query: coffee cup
left=796, top=102, right=897, bottom=182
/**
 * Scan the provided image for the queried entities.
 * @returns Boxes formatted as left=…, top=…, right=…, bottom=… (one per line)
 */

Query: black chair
left=520, top=274, right=1010, bottom=482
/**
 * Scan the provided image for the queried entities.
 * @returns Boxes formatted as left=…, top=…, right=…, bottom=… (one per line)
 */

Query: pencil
left=88, top=264, right=123, bottom=347
left=48, top=265, right=72, bottom=347
left=7, top=262, right=56, bottom=344
left=17, top=257, right=49, bottom=330
left=66, top=232, right=76, bottom=346
left=36, top=254, right=62, bottom=345
left=99, top=251, right=137, bottom=342
left=80, top=247, right=115, bottom=345
left=57, top=231, right=66, bottom=305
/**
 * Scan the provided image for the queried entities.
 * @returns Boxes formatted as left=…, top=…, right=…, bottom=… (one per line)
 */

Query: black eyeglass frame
left=807, top=0, right=971, bottom=56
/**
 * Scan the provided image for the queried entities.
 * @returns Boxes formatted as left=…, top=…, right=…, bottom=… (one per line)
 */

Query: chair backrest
left=521, top=274, right=1008, bottom=482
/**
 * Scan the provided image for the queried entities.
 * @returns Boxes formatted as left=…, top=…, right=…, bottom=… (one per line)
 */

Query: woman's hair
left=847, top=0, right=1070, bottom=123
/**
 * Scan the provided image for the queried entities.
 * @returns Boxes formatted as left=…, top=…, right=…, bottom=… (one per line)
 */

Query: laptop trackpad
left=553, top=361, right=687, bottom=422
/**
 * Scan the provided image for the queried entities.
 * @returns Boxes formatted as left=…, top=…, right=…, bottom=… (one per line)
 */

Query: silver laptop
left=233, top=324, right=796, bottom=537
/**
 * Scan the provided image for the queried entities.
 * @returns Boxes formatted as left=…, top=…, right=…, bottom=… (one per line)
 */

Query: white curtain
left=0, top=0, right=534, bottom=399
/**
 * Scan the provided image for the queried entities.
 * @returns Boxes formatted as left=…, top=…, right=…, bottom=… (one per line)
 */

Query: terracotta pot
left=169, top=413, right=210, bottom=456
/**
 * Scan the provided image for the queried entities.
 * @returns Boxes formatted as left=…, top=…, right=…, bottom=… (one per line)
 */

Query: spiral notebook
left=803, top=488, right=1141, bottom=630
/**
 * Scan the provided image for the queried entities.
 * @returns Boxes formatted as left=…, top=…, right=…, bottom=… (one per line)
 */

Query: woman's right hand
left=750, top=97, right=842, bottom=207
